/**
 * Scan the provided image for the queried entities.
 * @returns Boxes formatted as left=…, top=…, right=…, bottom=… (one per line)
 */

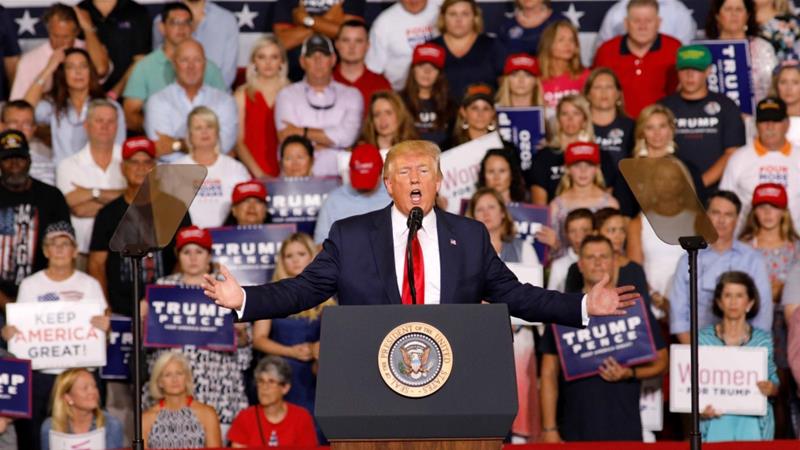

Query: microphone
left=406, top=207, right=424, bottom=305
left=407, top=207, right=424, bottom=237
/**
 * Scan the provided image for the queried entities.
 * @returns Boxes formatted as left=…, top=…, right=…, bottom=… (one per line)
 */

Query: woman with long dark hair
left=401, top=43, right=456, bottom=148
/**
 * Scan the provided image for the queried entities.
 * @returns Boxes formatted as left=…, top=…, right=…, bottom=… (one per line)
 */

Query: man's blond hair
left=383, top=140, right=443, bottom=179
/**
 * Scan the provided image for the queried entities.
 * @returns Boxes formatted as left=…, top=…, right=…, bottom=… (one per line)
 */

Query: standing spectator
left=496, top=53, right=543, bottom=107
left=0, top=130, right=70, bottom=306
left=10, top=3, right=109, bottom=100
left=670, top=191, right=773, bottom=342
left=0, top=100, right=55, bottom=186
left=699, top=271, right=779, bottom=441
left=452, top=84, right=497, bottom=146
left=660, top=44, right=746, bottom=189
left=77, top=0, right=152, bottom=94
left=498, top=0, right=557, bottom=56
left=366, top=0, right=441, bottom=90
left=273, top=0, right=364, bottom=82
left=755, top=0, right=800, bottom=61
left=593, top=0, right=696, bottom=52
left=593, top=0, right=681, bottom=119
left=227, top=180, right=269, bottom=226
left=123, top=2, right=227, bottom=134
left=145, top=40, right=238, bottom=161
left=274, top=34, right=362, bottom=177
left=476, top=149, right=528, bottom=204
left=151, top=0, right=238, bottom=87
left=773, top=62, right=800, bottom=147
left=361, top=91, right=418, bottom=152
left=235, top=35, right=289, bottom=178
left=537, top=20, right=590, bottom=112
left=547, top=208, right=593, bottom=292
left=705, top=0, right=778, bottom=103
left=24, top=48, right=126, bottom=165
left=55, top=99, right=126, bottom=258
left=175, top=107, right=249, bottom=228
left=429, top=0, right=507, bottom=101
left=400, top=42, right=455, bottom=148
left=467, top=187, right=539, bottom=264
left=279, top=136, right=315, bottom=178
left=0, top=6, right=21, bottom=102
left=333, top=20, right=391, bottom=114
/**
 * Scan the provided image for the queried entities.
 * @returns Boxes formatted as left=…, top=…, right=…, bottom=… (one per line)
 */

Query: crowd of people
left=1, top=0, right=800, bottom=447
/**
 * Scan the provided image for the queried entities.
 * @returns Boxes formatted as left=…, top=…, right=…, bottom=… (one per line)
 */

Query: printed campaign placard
left=695, top=39, right=755, bottom=115
left=145, top=286, right=235, bottom=351
left=263, top=177, right=340, bottom=235
left=49, top=427, right=105, bottom=450
left=6, top=303, right=106, bottom=370
left=209, top=224, right=297, bottom=286
left=496, top=106, right=546, bottom=181
left=100, top=317, right=132, bottom=380
left=507, top=202, right=550, bottom=264
left=440, top=132, right=504, bottom=214
left=640, top=376, right=663, bottom=432
left=669, top=344, right=768, bottom=416
left=0, top=358, right=32, bottom=418
left=553, top=298, right=657, bottom=381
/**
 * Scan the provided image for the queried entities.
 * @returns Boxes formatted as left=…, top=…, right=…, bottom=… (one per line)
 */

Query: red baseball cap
left=175, top=226, right=213, bottom=251
left=503, top=53, right=539, bottom=76
left=752, top=183, right=788, bottom=209
left=412, top=43, right=445, bottom=70
left=564, top=141, right=600, bottom=166
left=122, top=136, right=156, bottom=160
left=232, top=180, right=267, bottom=205
left=349, top=143, right=383, bottom=190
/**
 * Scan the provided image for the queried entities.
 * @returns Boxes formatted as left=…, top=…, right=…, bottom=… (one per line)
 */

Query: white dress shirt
left=391, top=205, right=441, bottom=304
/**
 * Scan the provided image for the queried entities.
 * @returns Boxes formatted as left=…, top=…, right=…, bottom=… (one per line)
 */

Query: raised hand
left=202, top=265, right=244, bottom=311
left=586, top=273, right=639, bottom=317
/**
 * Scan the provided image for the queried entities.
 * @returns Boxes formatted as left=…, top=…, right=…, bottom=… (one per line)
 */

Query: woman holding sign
left=699, top=271, right=779, bottom=441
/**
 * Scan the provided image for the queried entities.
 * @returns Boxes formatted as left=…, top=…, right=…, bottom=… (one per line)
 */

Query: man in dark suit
left=204, top=141, right=637, bottom=326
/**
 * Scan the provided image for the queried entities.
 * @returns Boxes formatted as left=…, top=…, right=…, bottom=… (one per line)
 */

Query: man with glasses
left=274, top=33, right=363, bottom=177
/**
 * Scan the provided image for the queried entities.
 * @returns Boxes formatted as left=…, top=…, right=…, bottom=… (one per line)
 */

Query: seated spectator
left=467, top=187, right=538, bottom=264
left=476, top=148, right=528, bottom=203
left=498, top=0, right=558, bottom=56
left=174, top=106, right=249, bottom=228
left=365, top=0, right=440, bottom=90
left=55, top=99, right=126, bottom=258
left=228, top=356, right=318, bottom=448
left=315, top=144, right=391, bottom=244
left=700, top=271, right=779, bottom=441
left=274, top=33, right=362, bottom=177
left=593, top=0, right=696, bottom=51
left=25, top=48, right=125, bottom=165
left=40, top=369, right=123, bottom=450
left=235, top=35, right=290, bottom=178
left=143, top=351, right=222, bottom=448
left=755, top=0, right=800, bottom=61
left=540, top=235, right=667, bottom=442
left=333, top=20, right=391, bottom=114
left=400, top=43, right=456, bottom=148
left=705, top=0, right=778, bottom=103
left=124, top=2, right=227, bottom=133
left=547, top=208, right=593, bottom=292
left=593, top=0, right=680, bottom=119
left=537, top=20, right=590, bottom=112
left=670, top=191, right=773, bottom=342
left=531, top=94, right=594, bottom=204
left=452, top=84, right=497, bottom=146
left=145, top=39, right=238, bottom=162
left=0, top=5, right=21, bottom=102
left=495, top=53, right=543, bottom=108
left=227, top=180, right=270, bottom=226
left=10, top=3, right=109, bottom=100
left=773, top=61, right=800, bottom=147
left=362, top=91, right=418, bottom=153
left=280, top=136, right=315, bottom=178
left=0, top=100, right=55, bottom=186
left=151, top=0, right=238, bottom=87
left=429, top=0, right=506, bottom=101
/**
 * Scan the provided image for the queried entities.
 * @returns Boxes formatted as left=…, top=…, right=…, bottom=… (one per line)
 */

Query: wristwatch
left=303, top=15, right=316, bottom=28
left=91, top=188, right=100, bottom=200
left=171, top=140, right=183, bottom=153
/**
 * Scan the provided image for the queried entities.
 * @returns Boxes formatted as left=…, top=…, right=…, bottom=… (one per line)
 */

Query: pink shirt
left=541, top=69, right=590, bottom=112
left=10, top=39, right=86, bottom=100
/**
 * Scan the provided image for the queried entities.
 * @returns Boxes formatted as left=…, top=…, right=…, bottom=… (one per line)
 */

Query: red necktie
left=401, top=235, right=425, bottom=305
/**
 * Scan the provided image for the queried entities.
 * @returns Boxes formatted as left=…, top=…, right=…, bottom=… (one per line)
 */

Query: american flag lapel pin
left=450, top=238, right=457, bottom=246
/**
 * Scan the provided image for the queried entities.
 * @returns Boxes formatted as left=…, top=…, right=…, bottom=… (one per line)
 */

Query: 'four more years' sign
left=209, top=224, right=297, bottom=286
left=670, top=344, right=768, bottom=416
left=6, top=302, right=106, bottom=370
left=695, top=39, right=755, bottom=115
left=100, top=317, right=133, bottom=380
left=264, top=177, right=340, bottom=235
left=553, top=298, right=658, bottom=381
left=145, top=285, right=235, bottom=351
left=0, top=358, right=32, bottom=418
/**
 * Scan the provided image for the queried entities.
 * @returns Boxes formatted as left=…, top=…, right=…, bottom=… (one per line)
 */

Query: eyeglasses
left=256, top=378, right=286, bottom=388
left=304, top=86, right=337, bottom=111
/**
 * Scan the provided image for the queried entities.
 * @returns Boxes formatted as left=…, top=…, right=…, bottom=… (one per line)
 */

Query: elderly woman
left=228, top=356, right=317, bottom=447
left=143, top=352, right=221, bottom=448
left=225, top=180, right=270, bottom=226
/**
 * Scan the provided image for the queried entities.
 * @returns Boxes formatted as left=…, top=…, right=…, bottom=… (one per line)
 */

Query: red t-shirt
left=594, top=34, right=681, bottom=118
left=227, top=403, right=318, bottom=447
left=333, top=65, right=392, bottom=115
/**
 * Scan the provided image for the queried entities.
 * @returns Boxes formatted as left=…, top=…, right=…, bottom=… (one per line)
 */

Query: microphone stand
left=406, top=207, right=423, bottom=305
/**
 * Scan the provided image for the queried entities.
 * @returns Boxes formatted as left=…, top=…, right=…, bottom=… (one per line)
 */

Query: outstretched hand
left=586, top=273, right=639, bottom=317
left=202, top=265, right=244, bottom=311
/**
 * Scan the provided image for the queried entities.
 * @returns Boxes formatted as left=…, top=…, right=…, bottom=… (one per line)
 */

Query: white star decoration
left=235, top=4, right=258, bottom=30
left=15, top=9, right=39, bottom=36
left=562, top=3, right=585, bottom=29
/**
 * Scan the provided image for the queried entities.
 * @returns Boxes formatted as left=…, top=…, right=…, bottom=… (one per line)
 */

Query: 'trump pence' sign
left=0, top=358, right=32, bottom=418
left=145, top=286, right=235, bottom=351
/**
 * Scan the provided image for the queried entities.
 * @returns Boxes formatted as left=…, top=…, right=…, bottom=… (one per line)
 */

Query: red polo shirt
left=594, top=34, right=681, bottom=118
left=333, top=65, right=392, bottom=116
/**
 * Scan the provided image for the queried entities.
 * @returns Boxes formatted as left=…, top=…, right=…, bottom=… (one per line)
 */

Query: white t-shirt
left=546, top=247, right=578, bottom=293
left=175, top=153, right=250, bottom=228
left=787, top=116, right=800, bottom=148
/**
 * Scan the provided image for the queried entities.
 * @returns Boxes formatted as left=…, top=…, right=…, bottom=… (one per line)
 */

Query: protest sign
left=440, top=132, right=504, bottom=214
left=145, top=286, right=235, bottom=351
left=264, top=177, right=340, bottom=235
left=6, top=303, right=106, bottom=370
left=209, top=224, right=297, bottom=285
left=0, top=358, right=32, bottom=418
left=552, top=298, right=657, bottom=381
left=100, top=317, right=132, bottom=380
left=695, top=40, right=755, bottom=115
left=496, top=106, right=546, bottom=182
left=507, top=202, right=550, bottom=263
left=669, top=344, right=768, bottom=415
left=640, top=376, right=663, bottom=432
left=49, top=428, right=105, bottom=450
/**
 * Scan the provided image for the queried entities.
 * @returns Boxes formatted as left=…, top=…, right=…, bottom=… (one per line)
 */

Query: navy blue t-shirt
left=530, top=146, right=564, bottom=200
left=0, top=6, right=22, bottom=101
left=497, top=13, right=559, bottom=55
left=430, top=34, right=506, bottom=101
left=594, top=114, right=635, bottom=190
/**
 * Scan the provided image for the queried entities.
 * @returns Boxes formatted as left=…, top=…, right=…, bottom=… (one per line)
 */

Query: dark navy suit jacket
left=241, top=205, right=584, bottom=327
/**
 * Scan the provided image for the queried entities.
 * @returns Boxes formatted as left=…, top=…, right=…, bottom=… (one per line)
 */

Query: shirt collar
left=391, top=205, right=437, bottom=240
left=619, top=34, right=663, bottom=55
left=754, top=138, right=792, bottom=156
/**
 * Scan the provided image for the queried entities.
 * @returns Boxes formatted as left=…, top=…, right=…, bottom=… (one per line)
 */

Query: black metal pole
left=130, top=256, right=144, bottom=450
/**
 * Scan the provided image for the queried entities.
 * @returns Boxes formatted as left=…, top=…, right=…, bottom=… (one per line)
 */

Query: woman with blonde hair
left=143, top=351, right=222, bottom=448
left=362, top=91, right=418, bottom=152
left=40, top=368, right=124, bottom=450
left=235, top=34, right=290, bottom=177
left=755, top=0, right=800, bottom=61
left=495, top=53, right=543, bottom=108
left=536, top=19, right=590, bottom=112
left=773, top=62, right=800, bottom=146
